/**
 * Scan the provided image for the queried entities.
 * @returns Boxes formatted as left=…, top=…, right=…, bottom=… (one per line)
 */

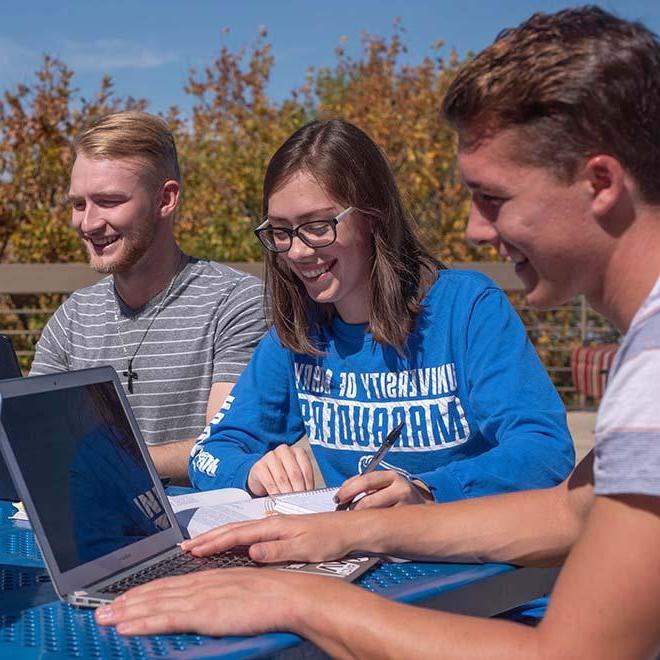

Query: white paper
left=173, top=487, right=341, bottom=538
left=9, top=501, right=29, bottom=522
left=168, top=487, right=250, bottom=514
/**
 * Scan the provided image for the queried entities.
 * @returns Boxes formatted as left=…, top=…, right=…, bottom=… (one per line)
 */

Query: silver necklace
left=114, top=252, right=186, bottom=393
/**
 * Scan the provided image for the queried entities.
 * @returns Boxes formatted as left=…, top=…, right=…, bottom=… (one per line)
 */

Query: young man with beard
left=97, top=8, right=660, bottom=658
left=31, top=111, right=267, bottom=483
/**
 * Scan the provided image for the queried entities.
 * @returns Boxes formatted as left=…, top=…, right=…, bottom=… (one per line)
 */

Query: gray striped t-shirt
left=30, top=257, right=267, bottom=445
left=594, top=275, right=660, bottom=496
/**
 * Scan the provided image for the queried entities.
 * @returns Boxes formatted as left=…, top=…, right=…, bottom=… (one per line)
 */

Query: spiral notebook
left=271, top=487, right=339, bottom=514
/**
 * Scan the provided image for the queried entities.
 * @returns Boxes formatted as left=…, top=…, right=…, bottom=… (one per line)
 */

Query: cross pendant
left=123, top=360, right=138, bottom=394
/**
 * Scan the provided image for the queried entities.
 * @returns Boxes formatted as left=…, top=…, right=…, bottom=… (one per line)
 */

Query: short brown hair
left=262, top=119, right=442, bottom=356
left=73, top=111, right=181, bottom=188
left=442, top=6, right=660, bottom=203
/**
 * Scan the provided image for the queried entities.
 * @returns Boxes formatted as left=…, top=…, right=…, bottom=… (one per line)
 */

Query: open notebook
left=170, top=487, right=339, bottom=537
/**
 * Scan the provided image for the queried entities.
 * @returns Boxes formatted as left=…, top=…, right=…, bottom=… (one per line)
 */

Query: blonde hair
left=73, top=111, right=181, bottom=188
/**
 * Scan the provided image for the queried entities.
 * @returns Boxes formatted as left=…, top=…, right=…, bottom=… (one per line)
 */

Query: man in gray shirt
left=31, top=111, right=267, bottom=482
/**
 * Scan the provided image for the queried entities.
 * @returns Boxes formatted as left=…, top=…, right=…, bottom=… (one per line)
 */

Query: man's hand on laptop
left=180, top=512, right=358, bottom=564
left=95, top=568, right=340, bottom=638
left=247, top=444, right=315, bottom=496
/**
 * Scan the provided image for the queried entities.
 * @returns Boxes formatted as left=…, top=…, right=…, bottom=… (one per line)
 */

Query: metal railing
left=0, top=262, right=617, bottom=405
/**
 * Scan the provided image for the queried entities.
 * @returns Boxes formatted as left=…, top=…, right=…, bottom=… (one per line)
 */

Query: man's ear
left=585, top=155, right=626, bottom=217
left=159, top=180, right=181, bottom=219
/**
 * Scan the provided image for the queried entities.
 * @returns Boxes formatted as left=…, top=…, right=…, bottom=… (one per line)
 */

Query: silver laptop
left=0, top=367, right=376, bottom=607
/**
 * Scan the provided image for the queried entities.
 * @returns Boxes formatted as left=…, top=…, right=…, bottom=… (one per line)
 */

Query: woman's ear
left=585, top=155, right=626, bottom=218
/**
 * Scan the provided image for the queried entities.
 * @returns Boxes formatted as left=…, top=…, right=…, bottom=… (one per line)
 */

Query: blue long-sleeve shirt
left=190, top=270, right=574, bottom=500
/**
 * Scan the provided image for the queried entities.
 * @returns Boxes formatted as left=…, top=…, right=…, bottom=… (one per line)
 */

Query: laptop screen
left=0, top=336, right=22, bottom=500
left=0, top=379, right=172, bottom=572
left=0, top=335, right=21, bottom=379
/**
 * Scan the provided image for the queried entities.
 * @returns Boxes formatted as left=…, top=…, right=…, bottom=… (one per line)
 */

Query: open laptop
left=0, top=335, right=22, bottom=500
left=0, top=366, right=376, bottom=607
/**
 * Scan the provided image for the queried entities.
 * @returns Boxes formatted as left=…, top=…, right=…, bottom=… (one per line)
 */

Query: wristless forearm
left=290, top=581, right=544, bottom=660
left=147, top=439, right=195, bottom=483
left=342, top=489, right=578, bottom=566
left=341, top=507, right=451, bottom=560
left=290, top=582, right=405, bottom=659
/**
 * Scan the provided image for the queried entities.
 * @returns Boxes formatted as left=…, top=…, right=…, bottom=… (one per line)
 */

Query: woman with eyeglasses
left=189, top=119, right=573, bottom=508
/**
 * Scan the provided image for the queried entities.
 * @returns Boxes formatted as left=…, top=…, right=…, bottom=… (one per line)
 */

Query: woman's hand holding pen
left=247, top=444, right=315, bottom=496
left=334, top=471, right=434, bottom=510
left=332, top=422, right=433, bottom=510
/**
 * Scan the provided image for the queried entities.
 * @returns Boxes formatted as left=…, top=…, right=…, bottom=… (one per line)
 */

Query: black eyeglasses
left=254, top=207, right=355, bottom=253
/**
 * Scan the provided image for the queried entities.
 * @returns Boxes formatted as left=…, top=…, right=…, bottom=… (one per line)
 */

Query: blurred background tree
left=174, top=27, right=309, bottom=261
left=308, top=23, right=475, bottom=262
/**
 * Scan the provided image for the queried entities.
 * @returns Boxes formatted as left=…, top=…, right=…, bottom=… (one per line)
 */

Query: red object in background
left=571, top=344, right=619, bottom=401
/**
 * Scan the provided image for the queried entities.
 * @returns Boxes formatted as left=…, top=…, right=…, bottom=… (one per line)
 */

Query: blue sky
left=2, top=0, right=659, bottom=117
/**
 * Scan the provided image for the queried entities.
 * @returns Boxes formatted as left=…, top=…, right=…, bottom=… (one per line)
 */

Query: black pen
left=335, top=420, right=405, bottom=511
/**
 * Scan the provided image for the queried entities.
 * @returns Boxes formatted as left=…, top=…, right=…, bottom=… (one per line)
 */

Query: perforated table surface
left=0, top=502, right=558, bottom=659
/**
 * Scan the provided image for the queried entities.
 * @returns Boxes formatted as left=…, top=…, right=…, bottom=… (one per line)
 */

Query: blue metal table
left=0, top=502, right=558, bottom=659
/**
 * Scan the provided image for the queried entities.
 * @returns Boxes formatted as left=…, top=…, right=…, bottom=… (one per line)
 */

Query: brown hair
left=73, top=111, right=181, bottom=189
left=442, top=6, right=660, bottom=203
left=262, top=119, right=442, bottom=355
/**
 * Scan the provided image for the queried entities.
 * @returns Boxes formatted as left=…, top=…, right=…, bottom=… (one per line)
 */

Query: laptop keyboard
left=100, top=549, right=256, bottom=594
